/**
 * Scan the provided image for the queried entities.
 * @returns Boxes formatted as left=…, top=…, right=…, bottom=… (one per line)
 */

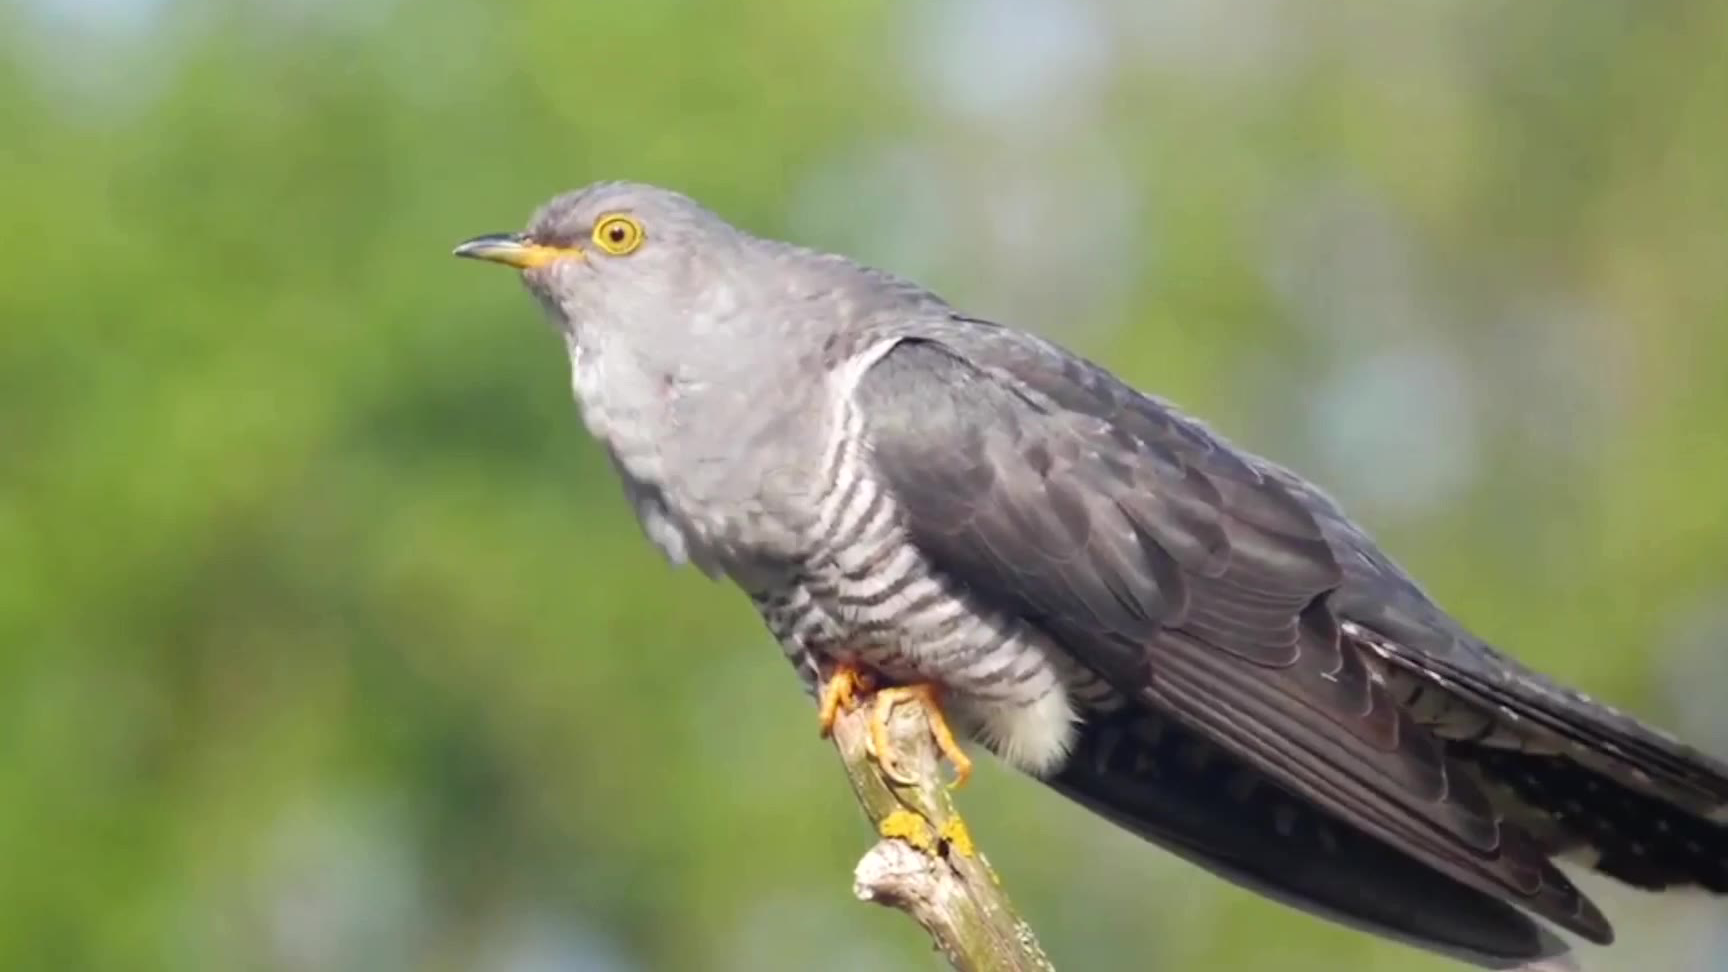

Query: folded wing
left=854, top=326, right=1613, bottom=960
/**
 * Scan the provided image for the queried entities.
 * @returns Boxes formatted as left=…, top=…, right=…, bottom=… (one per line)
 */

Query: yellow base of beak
left=452, top=233, right=582, bottom=269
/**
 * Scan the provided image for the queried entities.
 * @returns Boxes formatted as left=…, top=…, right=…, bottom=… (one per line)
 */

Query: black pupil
left=608, top=223, right=627, bottom=243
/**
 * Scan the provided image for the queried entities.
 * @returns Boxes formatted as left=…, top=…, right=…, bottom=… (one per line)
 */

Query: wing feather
left=1274, top=464, right=1728, bottom=818
left=855, top=328, right=1613, bottom=947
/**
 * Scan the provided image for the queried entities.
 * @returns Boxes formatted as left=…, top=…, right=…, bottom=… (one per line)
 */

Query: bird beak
left=451, top=232, right=580, bottom=269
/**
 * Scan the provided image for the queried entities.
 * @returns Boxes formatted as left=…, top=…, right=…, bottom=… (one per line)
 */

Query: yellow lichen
left=938, top=816, right=975, bottom=858
left=878, top=808, right=936, bottom=853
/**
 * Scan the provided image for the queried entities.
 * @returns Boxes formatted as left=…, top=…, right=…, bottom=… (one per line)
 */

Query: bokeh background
left=5, top=0, right=1727, bottom=969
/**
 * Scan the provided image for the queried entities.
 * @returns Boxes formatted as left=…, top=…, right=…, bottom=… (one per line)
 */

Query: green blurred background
left=4, top=0, right=1727, bottom=969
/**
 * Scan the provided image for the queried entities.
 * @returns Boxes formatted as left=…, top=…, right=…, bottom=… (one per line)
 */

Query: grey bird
left=454, top=182, right=1728, bottom=970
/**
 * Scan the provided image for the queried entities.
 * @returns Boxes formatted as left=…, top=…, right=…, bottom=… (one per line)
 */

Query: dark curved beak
left=452, top=232, right=579, bottom=269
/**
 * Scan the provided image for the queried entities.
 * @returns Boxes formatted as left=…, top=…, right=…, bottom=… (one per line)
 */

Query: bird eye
left=592, top=214, right=645, bottom=255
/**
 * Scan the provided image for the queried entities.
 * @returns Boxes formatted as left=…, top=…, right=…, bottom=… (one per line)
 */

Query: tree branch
left=827, top=695, right=1057, bottom=972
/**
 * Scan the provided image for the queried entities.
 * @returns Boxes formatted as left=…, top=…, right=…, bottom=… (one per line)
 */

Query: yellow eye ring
left=592, top=214, right=645, bottom=255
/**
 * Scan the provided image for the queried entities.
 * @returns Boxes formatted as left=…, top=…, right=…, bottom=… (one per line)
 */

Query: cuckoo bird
left=455, top=182, right=1728, bottom=970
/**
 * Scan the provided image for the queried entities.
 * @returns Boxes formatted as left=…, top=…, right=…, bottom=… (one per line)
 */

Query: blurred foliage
left=2, top=1, right=1726, bottom=970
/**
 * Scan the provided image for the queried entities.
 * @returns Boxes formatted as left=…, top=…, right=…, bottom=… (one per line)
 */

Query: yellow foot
left=817, top=663, right=872, bottom=738
left=871, top=684, right=974, bottom=790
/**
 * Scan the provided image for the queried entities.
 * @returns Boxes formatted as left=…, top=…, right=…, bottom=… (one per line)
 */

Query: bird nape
left=455, top=181, right=1728, bottom=970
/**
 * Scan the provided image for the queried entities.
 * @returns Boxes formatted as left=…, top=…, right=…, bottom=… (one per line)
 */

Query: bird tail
left=1046, top=712, right=1578, bottom=971
left=1354, top=616, right=1728, bottom=894
left=1464, top=745, right=1728, bottom=894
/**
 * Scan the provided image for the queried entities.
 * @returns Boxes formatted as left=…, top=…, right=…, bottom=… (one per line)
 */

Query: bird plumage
left=854, top=329, right=1614, bottom=965
left=457, top=181, right=1728, bottom=970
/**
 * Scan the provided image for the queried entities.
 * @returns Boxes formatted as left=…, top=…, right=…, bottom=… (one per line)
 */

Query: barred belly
left=748, top=381, right=1117, bottom=776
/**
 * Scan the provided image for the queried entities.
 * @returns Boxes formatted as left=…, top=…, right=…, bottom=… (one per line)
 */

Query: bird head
left=453, top=181, right=753, bottom=345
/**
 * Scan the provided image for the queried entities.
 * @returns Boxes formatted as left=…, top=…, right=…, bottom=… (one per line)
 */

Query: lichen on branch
left=826, top=692, right=1056, bottom=972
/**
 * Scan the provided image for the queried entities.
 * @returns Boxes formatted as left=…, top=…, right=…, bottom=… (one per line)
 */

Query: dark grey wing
left=1281, top=467, right=1728, bottom=814
left=1275, top=468, right=1728, bottom=890
left=853, top=327, right=1612, bottom=959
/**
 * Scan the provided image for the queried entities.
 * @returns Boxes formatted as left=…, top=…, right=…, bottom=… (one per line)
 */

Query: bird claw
left=871, top=684, right=974, bottom=790
left=818, top=667, right=973, bottom=789
left=818, top=663, right=872, bottom=738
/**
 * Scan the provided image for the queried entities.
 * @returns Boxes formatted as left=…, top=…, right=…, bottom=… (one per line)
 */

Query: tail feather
left=1467, top=746, right=1728, bottom=893
left=1046, top=713, right=1580, bottom=970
